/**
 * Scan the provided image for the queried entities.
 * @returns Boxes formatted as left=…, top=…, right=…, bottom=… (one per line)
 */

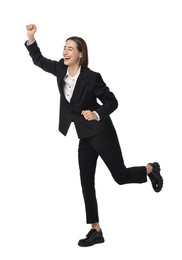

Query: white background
left=0, top=0, right=181, bottom=259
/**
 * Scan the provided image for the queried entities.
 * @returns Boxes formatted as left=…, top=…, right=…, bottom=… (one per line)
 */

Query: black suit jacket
left=25, top=41, right=118, bottom=139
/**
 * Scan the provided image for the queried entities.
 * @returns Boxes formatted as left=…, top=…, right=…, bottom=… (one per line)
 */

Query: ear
left=79, top=52, right=82, bottom=58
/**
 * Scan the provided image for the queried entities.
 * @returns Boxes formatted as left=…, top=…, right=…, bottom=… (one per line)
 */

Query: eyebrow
left=64, top=46, right=74, bottom=49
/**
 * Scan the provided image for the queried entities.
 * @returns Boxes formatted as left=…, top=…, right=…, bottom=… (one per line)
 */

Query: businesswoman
left=25, top=24, right=163, bottom=247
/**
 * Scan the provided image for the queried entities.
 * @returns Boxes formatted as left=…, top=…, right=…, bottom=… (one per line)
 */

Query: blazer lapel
left=70, top=67, right=89, bottom=105
left=57, top=67, right=67, bottom=95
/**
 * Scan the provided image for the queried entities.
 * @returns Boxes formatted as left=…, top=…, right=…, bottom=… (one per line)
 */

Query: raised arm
left=25, top=24, right=64, bottom=76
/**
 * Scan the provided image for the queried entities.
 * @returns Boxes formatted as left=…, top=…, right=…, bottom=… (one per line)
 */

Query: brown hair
left=66, top=36, right=88, bottom=68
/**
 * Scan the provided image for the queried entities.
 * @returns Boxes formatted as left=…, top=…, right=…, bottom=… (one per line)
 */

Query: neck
left=68, top=65, right=80, bottom=77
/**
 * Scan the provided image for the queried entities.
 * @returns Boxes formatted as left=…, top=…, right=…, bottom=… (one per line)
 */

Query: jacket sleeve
left=93, top=73, right=118, bottom=120
left=24, top=41, right=63, bottom=76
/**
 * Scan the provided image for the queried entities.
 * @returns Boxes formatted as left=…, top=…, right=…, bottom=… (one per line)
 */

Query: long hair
left=66, top=36, right=89, bottom=68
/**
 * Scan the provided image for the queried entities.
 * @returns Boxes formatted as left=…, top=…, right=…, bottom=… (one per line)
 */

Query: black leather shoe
left=78, top=229, right=105, bottom=247
left=148, top=162, right=163, bottom=192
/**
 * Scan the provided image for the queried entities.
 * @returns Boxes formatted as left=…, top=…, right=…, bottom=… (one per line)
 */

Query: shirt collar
left=65, top=67, right=81, bottom=80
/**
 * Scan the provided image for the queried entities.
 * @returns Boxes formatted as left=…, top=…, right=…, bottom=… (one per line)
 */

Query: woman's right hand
left=26, top=24, right=37, bottom=44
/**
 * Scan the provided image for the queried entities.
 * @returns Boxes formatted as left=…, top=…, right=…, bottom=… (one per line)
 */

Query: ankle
left=146, top=163, right=153, bottom=175
left=91, top=222, right=101, bottom=231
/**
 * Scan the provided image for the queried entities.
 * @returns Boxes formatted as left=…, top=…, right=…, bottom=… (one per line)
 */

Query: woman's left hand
left=81, top=110, right=98, bottom=121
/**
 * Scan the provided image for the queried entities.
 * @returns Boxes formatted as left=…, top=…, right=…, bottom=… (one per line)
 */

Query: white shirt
left=63, top=68, right=81, bottom=102
left=63, top=68, right=100, bottom=121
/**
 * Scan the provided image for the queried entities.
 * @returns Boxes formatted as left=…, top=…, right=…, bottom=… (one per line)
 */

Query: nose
left=63, top=48, right=68, bottom=56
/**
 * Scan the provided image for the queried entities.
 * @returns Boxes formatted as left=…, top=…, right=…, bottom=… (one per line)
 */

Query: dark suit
left=25, top=41, right=147, bottom=224
left=25, top=41, right=118, bottom=139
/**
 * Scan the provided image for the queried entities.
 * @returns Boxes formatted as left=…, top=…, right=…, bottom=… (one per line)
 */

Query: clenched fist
left=26, top=24, right=37, bottom=44
left=81, top=110, right=99, bottom=121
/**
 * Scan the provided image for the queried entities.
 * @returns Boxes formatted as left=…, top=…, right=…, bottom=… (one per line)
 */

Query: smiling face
left=63, top=40, right=82, bottom=68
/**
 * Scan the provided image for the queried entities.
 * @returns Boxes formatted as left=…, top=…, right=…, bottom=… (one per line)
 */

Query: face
left=63, top=40, right=82, bottom=67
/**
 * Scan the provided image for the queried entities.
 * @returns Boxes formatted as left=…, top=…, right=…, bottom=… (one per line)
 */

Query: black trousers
left=78, top=125, right=147, bottom=224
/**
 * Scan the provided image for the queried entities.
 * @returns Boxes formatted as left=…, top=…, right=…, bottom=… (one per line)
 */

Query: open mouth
left=64, top=57, right=70, bottom=61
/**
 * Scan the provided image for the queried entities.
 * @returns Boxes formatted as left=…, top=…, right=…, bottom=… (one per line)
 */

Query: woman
left=25, top=24, right=163, bottom=247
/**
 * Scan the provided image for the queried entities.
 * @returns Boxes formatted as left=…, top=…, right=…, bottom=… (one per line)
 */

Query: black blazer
left=25, top=41, right=118, bottom=139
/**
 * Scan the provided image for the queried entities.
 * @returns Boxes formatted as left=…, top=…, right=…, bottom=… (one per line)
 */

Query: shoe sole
left=150, top=162, right=163, bottom=192
left=78, top=237, right=105, bottom=247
